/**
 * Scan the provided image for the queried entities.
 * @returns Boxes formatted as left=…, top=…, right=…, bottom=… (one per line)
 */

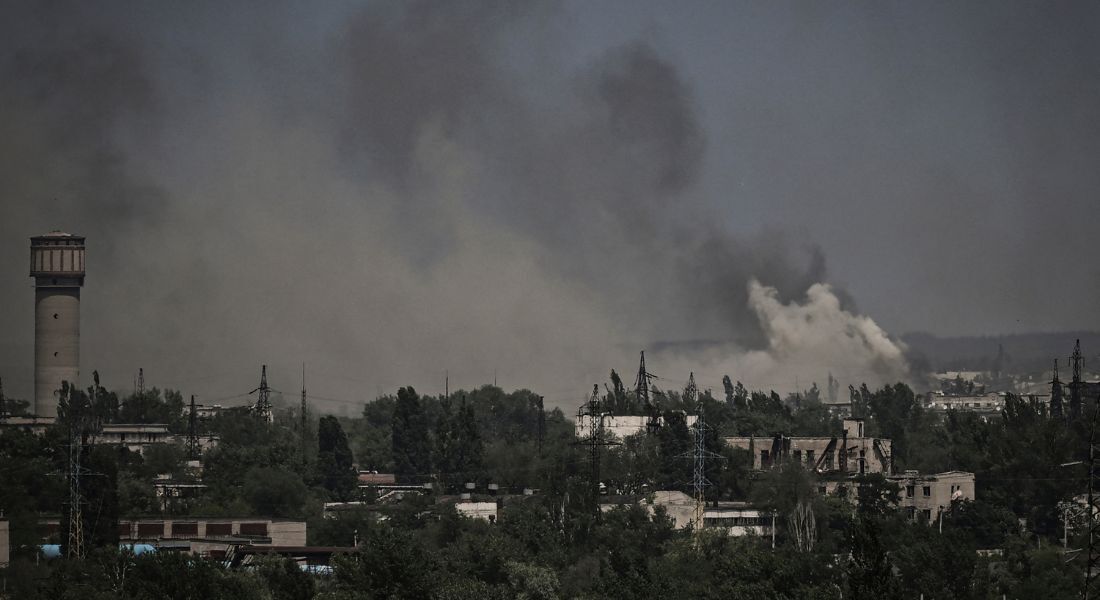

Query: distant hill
left=901, top=331, right=1100, bottom=374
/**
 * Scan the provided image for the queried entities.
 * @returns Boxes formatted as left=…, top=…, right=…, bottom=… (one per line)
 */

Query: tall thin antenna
left=0, top=376, right=5, bottom=417
left=536, top=395, right=545, bottom=456
left=138, top=368, right=145, bottom=396
left=187, top=395, right=199, bottom=461
left=1071, top=339, right=1084, bottom=418
left=1051, top=359, right=1064, bottom=420
left=445, top=370, right=449, bottom=399
left=301, top=363, right=308, bottom=466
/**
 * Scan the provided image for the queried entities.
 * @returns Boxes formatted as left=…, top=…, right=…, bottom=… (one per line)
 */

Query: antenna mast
left=187, top=395, right=199, bottom=461
left=1051, top=359, right=1065, bottom=420
left=536, top=395, right=545, bottom=456
left=1071, top=340, right=1084, bottom=418
left=301, top=363, right=308, bottom=466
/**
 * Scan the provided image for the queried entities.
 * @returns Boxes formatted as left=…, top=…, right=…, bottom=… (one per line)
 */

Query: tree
left=117, top=387, right=185, bottom=430
left=242, top=467, right=307, bottom=517
left=456, top=398, right=484, bottom=477
left=253, top=555, right=316, bottom=600
left=434, top=398, right=460, bottom=489
left=392, top=386, right=433, bottom=483
left=787, top=500, right=816, bottom=552
left=722, top=375, right=735, bottom=407
left=733, top=381, right=748, bottom=410
left=316, top=415, right=357, bottom=500
left=331, top=525, right=438, bottom=598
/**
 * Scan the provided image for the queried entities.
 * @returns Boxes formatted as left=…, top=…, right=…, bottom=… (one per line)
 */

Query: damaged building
left=724, top=418, right=892, bottom=475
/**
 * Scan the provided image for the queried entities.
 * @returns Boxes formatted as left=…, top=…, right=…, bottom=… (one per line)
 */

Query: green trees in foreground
left=1, top=497, right=1085, bottom=600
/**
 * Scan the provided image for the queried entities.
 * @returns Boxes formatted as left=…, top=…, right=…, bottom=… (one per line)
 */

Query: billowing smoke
left=746, top=280, right=908, bottom=384
left=3, top=1, right=1006, bottom=412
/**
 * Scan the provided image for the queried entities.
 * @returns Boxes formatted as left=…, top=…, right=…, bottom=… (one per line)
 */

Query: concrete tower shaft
left=30, top=232, right=85, bottom=419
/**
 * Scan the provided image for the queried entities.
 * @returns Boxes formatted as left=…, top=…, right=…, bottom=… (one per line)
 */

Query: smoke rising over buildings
left=1, top=1, right=1097, bottom=409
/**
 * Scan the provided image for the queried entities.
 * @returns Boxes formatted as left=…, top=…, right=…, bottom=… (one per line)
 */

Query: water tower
left=29, top=231, right=85, bottom=418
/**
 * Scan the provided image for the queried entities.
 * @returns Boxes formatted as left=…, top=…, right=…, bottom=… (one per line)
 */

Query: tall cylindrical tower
left=29, top=231, right=85, bottom=419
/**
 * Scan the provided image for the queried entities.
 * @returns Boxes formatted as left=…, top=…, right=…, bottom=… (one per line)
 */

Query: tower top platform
left=30, top=231, right=85, bottom=284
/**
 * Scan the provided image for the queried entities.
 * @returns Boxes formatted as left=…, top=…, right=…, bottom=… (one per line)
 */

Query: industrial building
left=0, top=419, right=219, bottom=456
left=575, top=414, right=698, bottom=440
left=924, top=392, right=1006, bottom=417
left=603, top=491, right=773, bottom=537
left=821, top=470, right=975, bottom=523
left=724, top=418, right=892, bottom=475
left=39, top=517, right=306, bottom=559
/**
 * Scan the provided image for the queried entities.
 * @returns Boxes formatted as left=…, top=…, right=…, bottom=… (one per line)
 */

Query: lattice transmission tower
left=634, top=351, right=660, bottom=434
left=63, top=383, right=86, bottom=558
left=576, top=384, right=619, bottom=518
left=688, top=407, right=723, bottom=534
left=250, top=365, right=272, bottom=420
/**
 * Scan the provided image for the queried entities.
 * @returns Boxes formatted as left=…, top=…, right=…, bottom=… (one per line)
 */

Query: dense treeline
left=1, top=372, right=1096, bottom=598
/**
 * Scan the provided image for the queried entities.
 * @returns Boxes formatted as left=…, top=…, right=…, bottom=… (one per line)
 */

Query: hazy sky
left=1, top=1, right=1097, bottom=411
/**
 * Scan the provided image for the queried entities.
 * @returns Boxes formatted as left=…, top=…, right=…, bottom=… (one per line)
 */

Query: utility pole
left=1086, top=395, right=1100, bottom=600
left=1071, top=340, right=1085, bottom=418
left=250, top=365, right=272, bottom=420
left=187, top=395, right=199, bottom=461
left=1053, top=359, right=1065, bottom=420
left=0, top=376, right=5, bottom=418
left=301, top=363, right=308, bottom=466
left=634, top=351, right=659, bottom=434
left=536, top=395, right=545, bottom=457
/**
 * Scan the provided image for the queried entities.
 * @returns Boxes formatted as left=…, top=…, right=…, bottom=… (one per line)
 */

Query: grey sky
left=1, top=1, right=1097, bottom=411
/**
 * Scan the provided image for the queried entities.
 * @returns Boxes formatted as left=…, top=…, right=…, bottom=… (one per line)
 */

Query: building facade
left=39, top=517, right=306, bottom=559
left=724, top=418, right=892, bottom=475
left=622, top=490, right=773, bottom=537
left=891, top=470, right=975, bottom=523
left=0, top=518, right=8, bottom=568
left=575, top=414, right=698, bottom=440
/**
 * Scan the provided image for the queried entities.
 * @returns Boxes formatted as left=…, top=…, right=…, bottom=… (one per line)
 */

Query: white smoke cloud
left=652, top=280, right=909, bottom=396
